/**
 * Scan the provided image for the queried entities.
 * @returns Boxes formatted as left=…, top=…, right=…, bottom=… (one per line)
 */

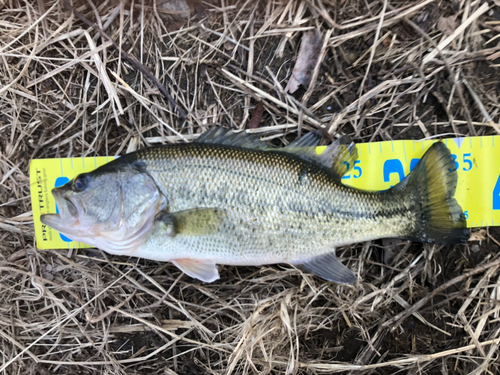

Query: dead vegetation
left=1, top=0, right=500, bottom=373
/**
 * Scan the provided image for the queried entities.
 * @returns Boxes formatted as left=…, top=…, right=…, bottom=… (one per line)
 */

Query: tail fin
left=396, top=142, right=470, bottom=244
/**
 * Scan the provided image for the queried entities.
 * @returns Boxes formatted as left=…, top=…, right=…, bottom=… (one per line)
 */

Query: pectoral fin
left=172, top=259, right=220, bottom=282
left=157, top=208, right=224, bottom=237
left=292, top=253, right=357, bottom=284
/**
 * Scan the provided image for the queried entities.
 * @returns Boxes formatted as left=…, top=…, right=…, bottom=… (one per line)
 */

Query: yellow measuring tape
left=30, top=136, right=500, bottom=250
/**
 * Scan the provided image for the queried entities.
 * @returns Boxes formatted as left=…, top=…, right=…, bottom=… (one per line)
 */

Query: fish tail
left=396, top=142, right=470, bottom=244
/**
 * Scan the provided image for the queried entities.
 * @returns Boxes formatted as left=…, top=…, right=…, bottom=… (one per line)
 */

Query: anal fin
left=292, top=253, right=357, bottom=284
left=172, top=259, right=220, bottom=282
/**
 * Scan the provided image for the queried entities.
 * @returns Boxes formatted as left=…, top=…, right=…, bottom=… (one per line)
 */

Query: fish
left=40, top=128, right=470, bottom=284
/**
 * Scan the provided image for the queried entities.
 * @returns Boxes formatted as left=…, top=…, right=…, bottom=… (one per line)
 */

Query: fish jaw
left=40, top=210, right=156, bottom=254
left=40, top=208, right=101, bottom=247
left=40, top=211, right=101, bottom=247
left=40, top=189, right=89, bottom=240
left=40, top=213, right=67, bottom=233
left=40, top=183, right=164, bottom=255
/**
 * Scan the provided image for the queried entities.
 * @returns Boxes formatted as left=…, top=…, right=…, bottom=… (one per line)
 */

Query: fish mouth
left=40, top=190, right=81, bottom=234
left=40, top=209, right=85, bottom=242
left=40, top=212, right=65, bottom=232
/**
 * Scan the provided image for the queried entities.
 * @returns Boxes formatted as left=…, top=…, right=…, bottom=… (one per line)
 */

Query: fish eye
left=72, top=175, right=88, bottom=192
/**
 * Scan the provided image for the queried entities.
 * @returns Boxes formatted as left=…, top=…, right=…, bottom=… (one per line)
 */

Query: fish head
left=41, top=163, right=165, bottom=254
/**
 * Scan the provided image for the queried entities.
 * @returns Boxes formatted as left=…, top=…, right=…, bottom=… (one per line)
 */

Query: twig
left=358, top=0, right=388, bottom=97
left=382, top=257, right=500, bottom=330
left=463, top=78, right=500, bottom=135
left=299, top=337, right=500, bottom=372
left=63, top=0, right=187, bottom=119
left=389, top=1, right=477, bottom=135
left=422, top=3, right=490, bottom=64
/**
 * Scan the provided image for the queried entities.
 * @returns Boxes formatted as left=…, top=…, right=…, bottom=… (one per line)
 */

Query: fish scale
left=40, top=129, right=469, bottom=283
left=132, top=143, right=416, bottom=263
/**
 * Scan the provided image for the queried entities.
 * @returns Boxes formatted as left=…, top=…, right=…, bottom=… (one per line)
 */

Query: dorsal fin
left=196, top=127, right=269, bottom=150
left=281, top=134, right=358, bottom=181
left=281, top=132, right=322, bottom=160
left=196, top=128, right=358, bottom=181
left=322, top=136, right=358, bottom=181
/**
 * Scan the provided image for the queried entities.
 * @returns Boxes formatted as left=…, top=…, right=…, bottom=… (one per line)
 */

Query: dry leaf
left=248, top=102, right=265, bottom=129
left=167, top=21, right=185, bottom=32
left=159, top=0, right=191, bottom=18
left=382, top=36, right=392, bottom=48
left=437, top=15, right=457, bottom=36
left=285, top=30, right=324, bottom=94
left=469, top=229, right=487, bottom=242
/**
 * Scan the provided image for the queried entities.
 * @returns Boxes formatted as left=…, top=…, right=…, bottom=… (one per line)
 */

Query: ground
left=0, top=0, right=500, bottom=374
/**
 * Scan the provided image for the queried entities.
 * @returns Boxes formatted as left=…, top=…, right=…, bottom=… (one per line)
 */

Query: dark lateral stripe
left=278, top=200, right=418, bottom=221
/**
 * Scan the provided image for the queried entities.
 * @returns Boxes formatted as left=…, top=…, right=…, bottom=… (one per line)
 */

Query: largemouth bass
left=41, top=128, right=469, bottom=283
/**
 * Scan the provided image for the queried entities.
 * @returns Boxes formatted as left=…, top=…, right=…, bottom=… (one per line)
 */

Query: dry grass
left=1, top=0, right=500, bottom=373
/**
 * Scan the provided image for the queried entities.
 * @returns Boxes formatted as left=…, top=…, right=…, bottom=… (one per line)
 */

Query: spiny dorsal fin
left=281, top=134, right=358, bottom=181
left=196, top=127, right=269, bottom=150
left=196, top=128, right=358, bottom=181
left=280, top=132, right=322, bottom=161
left=325, top=136, right=358, bottom=181
left=284, top=131, right=322, bottom=151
